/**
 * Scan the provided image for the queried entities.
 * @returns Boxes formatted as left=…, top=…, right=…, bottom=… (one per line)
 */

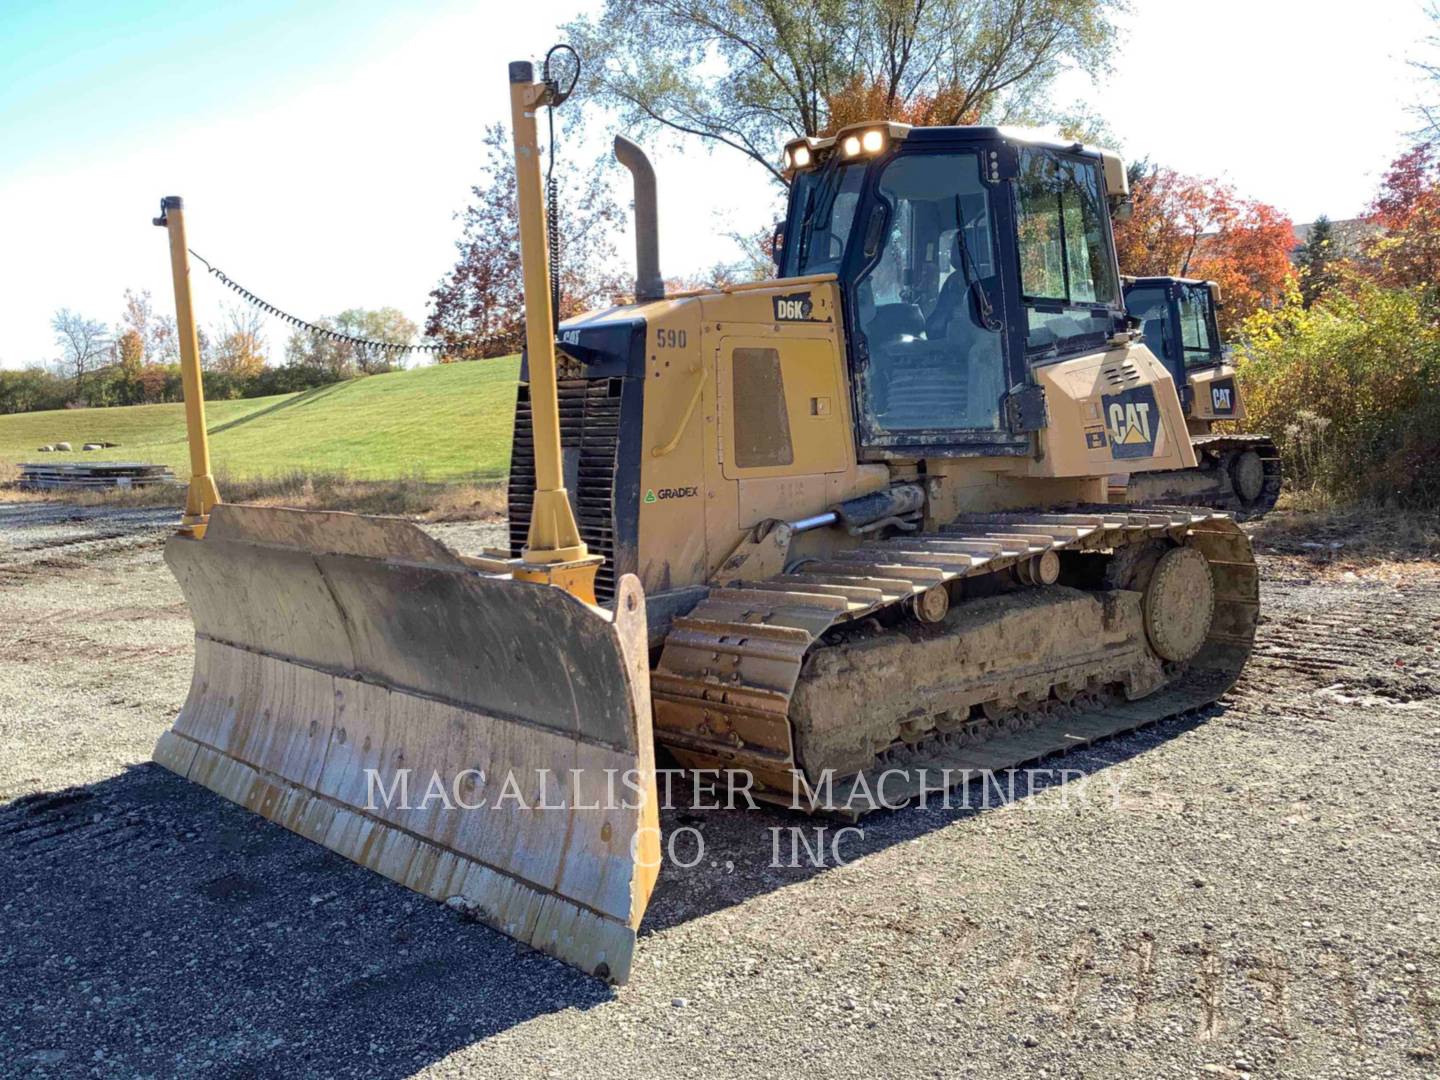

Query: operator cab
left=1122, top=276, right=1225, bottom=404
left=776, top=123, right=1131, bottom=457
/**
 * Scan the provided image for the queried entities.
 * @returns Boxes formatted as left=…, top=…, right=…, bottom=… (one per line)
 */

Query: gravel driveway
left=2, top=499, right=1438, bottom=1078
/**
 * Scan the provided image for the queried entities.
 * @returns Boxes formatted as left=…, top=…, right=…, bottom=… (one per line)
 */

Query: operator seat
left=925, top=234, right=978, bottom=340
left=861, top=302, right=926, bottom=423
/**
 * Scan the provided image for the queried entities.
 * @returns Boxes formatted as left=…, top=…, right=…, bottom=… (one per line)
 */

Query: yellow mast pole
left=507, top=60, right=599, bottom=602
left=153, top=196, right=221, bottom=536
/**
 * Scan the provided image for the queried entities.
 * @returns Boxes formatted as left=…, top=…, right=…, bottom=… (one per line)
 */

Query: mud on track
left=2, top=499, right=1438, bottom=1078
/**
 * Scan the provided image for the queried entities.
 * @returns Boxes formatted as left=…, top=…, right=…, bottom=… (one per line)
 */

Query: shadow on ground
left=0, top=707, right=1214, bottom=1077
left=639, top=708, right=1212, bottom=935
left=203, top=383, right=350, bottom=438
left=0, top=766, right=610, bottom=1079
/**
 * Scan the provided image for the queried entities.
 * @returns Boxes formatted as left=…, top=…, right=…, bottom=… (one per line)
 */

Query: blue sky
left=2, top=0, right=1435, bottom=369
left=4, top=3, right=392, bottom=165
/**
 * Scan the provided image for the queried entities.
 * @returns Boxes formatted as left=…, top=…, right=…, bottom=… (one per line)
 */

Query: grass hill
left=0, top=359, right=521, bottom=483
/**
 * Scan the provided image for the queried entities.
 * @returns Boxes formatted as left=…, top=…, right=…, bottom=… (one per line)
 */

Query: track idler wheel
left=1142, top=546, right=1216, bottom=662
left=1229, top=449, right=1266, bottom=505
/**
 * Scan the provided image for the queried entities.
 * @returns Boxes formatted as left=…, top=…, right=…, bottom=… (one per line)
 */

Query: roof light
left=860, top=129, right=885, bottom=153
left=841, top=135, right=861, bottom=158
left=792, top=144, right=812, bottom=168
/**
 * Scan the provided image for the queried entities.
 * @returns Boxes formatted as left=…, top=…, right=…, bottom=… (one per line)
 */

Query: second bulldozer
left=1116, top=276, right=1282, bottom=517
left=152, top=60, right=1258, bottom=986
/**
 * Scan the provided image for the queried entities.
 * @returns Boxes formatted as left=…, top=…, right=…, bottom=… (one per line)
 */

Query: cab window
left=1125, top=286, right=1177, bottom=371
left=1015, top=149, right=1119, bottom=355
left=1178, top=284, right=1218, bottom=367
left=783, top=165, right=864, bottom=277
left=854, top=151, right=1005, bottom=433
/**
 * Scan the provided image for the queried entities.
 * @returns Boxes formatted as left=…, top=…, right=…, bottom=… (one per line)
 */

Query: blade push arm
left=153, top=196, right=222, bottom=536
left=507, top=60, right=602, bottom=603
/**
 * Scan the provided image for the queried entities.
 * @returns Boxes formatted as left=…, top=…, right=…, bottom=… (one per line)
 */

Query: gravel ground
left=2, top=499, right=1438, bottom=1079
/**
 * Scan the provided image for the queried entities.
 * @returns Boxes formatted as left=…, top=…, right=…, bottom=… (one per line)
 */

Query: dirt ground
left=2, top=499, right=1438, bottom=1079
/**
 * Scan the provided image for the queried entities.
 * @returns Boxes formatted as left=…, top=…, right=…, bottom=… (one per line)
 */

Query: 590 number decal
left=655, top=328, right=688, bottom=349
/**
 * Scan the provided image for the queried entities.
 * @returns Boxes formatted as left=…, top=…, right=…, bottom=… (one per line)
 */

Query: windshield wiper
left=796, top=164, right=846, bottom=272
left=953, top=195, right=1002, bottom=331
left=794, top=183, right=819, bottom=272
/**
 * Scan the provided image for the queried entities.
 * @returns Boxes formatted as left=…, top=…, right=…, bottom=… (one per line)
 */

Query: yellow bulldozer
left=1115, top=275, right=1281, bottom=518
left=150, top=59, right=1258, bottom=984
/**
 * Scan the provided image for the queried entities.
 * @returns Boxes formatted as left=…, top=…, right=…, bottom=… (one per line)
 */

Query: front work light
left=860, top=129, right=885, bottom=153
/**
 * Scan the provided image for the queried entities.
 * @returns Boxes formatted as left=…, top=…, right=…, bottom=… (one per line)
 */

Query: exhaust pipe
left=613, top=135, right=663, bottom=301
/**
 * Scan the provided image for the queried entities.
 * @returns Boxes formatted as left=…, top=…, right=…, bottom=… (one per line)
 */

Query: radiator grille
left=507, top=378, right=624, bottom=602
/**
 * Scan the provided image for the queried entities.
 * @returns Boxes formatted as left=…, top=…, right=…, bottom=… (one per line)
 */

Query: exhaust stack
left=613, top=135, right=663, bottom=302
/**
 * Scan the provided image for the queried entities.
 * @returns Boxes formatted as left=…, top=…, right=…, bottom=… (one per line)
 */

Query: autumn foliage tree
left=822, top=76, right=979, bottom=134
left=211, top=304, right=268, bottom=380
left=1113, top=163, right=1294, bottom=333
left=1111, top=164, right=1211, bottom=278
left=427, top=124, right=626, bottom=360
left=1191, top=200, right=1295, bottom=333
left=1366, top=139, right=1440, bottom=291
left=820, top=73, right=1111, bottom=144
left=1228, top=135, right=1440, bottom=506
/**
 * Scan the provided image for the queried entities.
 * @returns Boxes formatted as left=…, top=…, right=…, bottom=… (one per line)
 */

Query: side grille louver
left=1102, top=361, right=1142, bottom=387
left=508, top=378, right=624, bottom=602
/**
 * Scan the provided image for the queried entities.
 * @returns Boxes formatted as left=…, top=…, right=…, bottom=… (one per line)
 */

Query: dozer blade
left=153, top=505, right=660, bottom=983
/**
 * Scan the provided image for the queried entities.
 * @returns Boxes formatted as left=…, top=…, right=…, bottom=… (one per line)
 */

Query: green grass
left=0, top=359, right=520, bottom=482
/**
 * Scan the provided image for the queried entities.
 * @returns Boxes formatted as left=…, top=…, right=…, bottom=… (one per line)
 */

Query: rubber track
left=651, top=508, right=1259, bottom=805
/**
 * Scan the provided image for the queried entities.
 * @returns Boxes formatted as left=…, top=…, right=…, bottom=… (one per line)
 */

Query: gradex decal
left=644, top=486, right=698, bottom=504
left=772, top=292, right=815, bottom=321
left=1209, top=378, right=1236, bottom=415
left=1101, top=385, right=1161, bottom=460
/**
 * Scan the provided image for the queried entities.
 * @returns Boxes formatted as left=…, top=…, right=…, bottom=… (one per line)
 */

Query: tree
left=150, top=314, right=178, bottom=365
left=1111, top=164, right=1216, bottom=279
left=822, top=74, right=979, bottom=134
left=0, top=366, right=68, bottom=415
left=116, top=328, right=146, bottom=374
left=568, top=0, right=1122, bottom=182
left=1294, top=215, right=1339, bottom=308
left=1188, top=199, right=1295, bottom=333
left=1366, top=139, right=1440, bottom=291
left=49, top=309, right=109, bottom=403
left=111, top=327, right=150, bottom=405
left=427, top=124, right=626, bottom=360
left=121, top=289, right=154, bottom=364
left=1235, top=279, right=1440, bottom=505
left=1112, top=163, right=1294, bottom=333
left=210, top=304, right=268, bottom=379
left=285, top=307, right=419, bottom=376
left=723, top=223, right=783, bottom=282
left=1415, top=1, right=1439, bottom=139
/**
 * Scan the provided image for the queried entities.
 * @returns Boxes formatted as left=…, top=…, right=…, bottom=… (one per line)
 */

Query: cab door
left=846, top=148, right=1021, bottom=453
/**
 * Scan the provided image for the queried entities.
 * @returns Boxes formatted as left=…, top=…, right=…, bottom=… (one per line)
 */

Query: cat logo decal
left=1209, top=378, right=1236, bottom=415
left=1101, top=386, right=1162, bottom=460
